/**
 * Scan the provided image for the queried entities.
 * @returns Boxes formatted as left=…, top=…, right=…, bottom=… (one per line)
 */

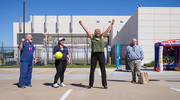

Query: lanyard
left=29, top=44, right=32, bottom=51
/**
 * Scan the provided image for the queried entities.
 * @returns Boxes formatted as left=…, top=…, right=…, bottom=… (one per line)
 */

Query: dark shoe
left=104, top=86, right=108, bottom=89
left=27, top=85, right=32, bottom=87
left=87, top=86, right=92, bottom=89
left=131, top=80, right=136, bottom=83
left=19, top=86, right=26, bottom=89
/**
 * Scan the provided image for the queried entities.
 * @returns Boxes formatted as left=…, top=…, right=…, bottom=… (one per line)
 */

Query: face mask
left=29, top=39, right=32, bottom=43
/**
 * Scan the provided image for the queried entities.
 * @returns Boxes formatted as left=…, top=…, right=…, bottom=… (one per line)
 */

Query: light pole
left=23, top=1, right=27, bottom=38
left=116, top=31, right=120, bottom=69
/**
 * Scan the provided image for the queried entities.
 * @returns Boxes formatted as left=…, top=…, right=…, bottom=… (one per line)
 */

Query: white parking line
left=65, top=70, right=72, bottom=75
left=80, top=88, right=86, bottom=100
left=60, top=89, right=73, bottom=100
left=33, top=70, right=46, bottom=74
left=0, top=71, right=18, bottom=74
left=171, top=88, right=180, bottom=92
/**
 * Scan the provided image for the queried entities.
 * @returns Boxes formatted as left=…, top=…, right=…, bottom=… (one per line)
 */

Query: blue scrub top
left=53, top=45, right=69, bottom=60
left=18, top=41, right=35, bottom=62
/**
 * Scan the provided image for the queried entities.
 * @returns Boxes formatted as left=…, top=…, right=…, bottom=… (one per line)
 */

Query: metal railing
left=0, top=46, right=108, bottom=66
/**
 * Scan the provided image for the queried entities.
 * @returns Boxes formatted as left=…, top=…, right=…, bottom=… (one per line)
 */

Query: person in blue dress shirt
left=125, top=38, right=144, bottom=83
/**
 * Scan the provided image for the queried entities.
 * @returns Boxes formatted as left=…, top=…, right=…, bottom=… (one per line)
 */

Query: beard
left=29, top=40, right=32, bottom=43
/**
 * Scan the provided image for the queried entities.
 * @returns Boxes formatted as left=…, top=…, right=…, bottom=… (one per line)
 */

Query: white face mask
left=29, top=39, right=32, bottom=43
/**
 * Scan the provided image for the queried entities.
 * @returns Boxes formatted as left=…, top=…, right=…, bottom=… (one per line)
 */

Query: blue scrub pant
left=19, top=61, right=33, bottom=87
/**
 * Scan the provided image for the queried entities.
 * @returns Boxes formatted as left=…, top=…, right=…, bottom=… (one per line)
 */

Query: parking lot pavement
left=0, top=67, right=180, bottom=100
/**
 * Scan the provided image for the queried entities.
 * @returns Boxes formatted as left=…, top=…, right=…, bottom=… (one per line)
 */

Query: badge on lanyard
left=96, top=38, right=100, bottom=41
left=29, top=44, right=32, bottom=51
left=61, top=47, right=63, bottom=51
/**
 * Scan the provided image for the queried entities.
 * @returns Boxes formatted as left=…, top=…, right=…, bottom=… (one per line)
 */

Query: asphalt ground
left=0, top=66, right=180, bottom=100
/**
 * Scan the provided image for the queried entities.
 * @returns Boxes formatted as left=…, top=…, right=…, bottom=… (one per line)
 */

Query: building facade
left=116, top=7, right=180, bottom=64
left=13, top=7, right=180, bottom=65
left=13, top=15, right=130, bottom=64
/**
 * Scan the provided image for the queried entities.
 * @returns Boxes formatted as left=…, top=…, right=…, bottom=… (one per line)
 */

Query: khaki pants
left=128, top=60, right=141, bottom=81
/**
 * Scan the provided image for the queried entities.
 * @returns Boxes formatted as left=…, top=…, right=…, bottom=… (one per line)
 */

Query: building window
left=97, top=21, right=100, bottom=23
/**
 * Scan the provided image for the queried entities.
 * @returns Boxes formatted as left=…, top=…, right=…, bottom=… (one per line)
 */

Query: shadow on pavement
left=93, top=86, right=105, bottom=89
left=70, top=83, right=107, bottom=89
left=107, top=80, right=129, bottom=82
left=115, top=70, right=131, bottom=72
left=43, top=83, right=53, bottom=87
left=141, top=69, right=154, bottom=71
left=165, top=80, right=180, bottom=82
left=70, top=83, right=87, bottom=88
left=140, top=66, right=155, bottom=71
left=149, top=79, right=160, bottom=81
left=13, top=83, right=19, bottom=87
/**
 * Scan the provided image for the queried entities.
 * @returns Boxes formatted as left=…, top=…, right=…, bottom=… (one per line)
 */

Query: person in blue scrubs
left=53, top=37, right=70, bottom=88
left=18, top=34, right=36, bottom=88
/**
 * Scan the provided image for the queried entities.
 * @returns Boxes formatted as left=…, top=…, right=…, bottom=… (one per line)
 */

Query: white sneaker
left=53, top=83, right=59, bottom=88
left=60, top=83, right=66, bottom=87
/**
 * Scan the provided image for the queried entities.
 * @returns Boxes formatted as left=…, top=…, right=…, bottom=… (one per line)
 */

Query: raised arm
left=18, top=38, right=25, bottom=50
left=102, top=19, right=115, bottom=39
left=79, top=21, right=93, bottom=39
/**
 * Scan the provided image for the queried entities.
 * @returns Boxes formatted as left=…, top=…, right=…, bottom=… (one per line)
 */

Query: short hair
left=132, top=38, right=137, bottom=42
left=94, top=29, right=101, bottom=33
left=26, top=34, right=32, bottom=39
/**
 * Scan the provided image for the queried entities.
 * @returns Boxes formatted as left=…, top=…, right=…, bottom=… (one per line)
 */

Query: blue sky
left=0, top=0, right=179, bottom=47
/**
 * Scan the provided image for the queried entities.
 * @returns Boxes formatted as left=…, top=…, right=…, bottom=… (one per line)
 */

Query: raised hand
left=111, top=19, right=115, bottom=25
left=79, top=20, right=82, bottom=25
left=19, top=38, right=25, bottom=50
left=79, top=20, right=93, bottom=39
left=102, top=19, right=115, bottom=39
left=22, top=38, right=25, bottom=42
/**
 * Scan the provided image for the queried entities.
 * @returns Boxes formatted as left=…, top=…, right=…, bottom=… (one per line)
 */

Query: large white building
left=13, top=15, right=130, bottom=64
left=13, top=7, right=180, bottom=65
left=13, top=15, right=130, bottom=46
left=115, top=7, right=180, bottom=64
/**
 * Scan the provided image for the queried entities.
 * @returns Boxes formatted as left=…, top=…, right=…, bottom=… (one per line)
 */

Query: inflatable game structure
left=154, top=39, right=180, bottom=71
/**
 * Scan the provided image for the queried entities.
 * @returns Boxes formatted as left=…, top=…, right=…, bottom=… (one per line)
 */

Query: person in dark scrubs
left=18, top=34, right=36, bottom=88
left=53, top=37, right=70, bottom=88
left=79, top=19, right=115, bottom=89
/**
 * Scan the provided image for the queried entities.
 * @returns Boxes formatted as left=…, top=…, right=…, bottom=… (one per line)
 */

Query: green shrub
left=144, top=61, right=155, bottom=67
